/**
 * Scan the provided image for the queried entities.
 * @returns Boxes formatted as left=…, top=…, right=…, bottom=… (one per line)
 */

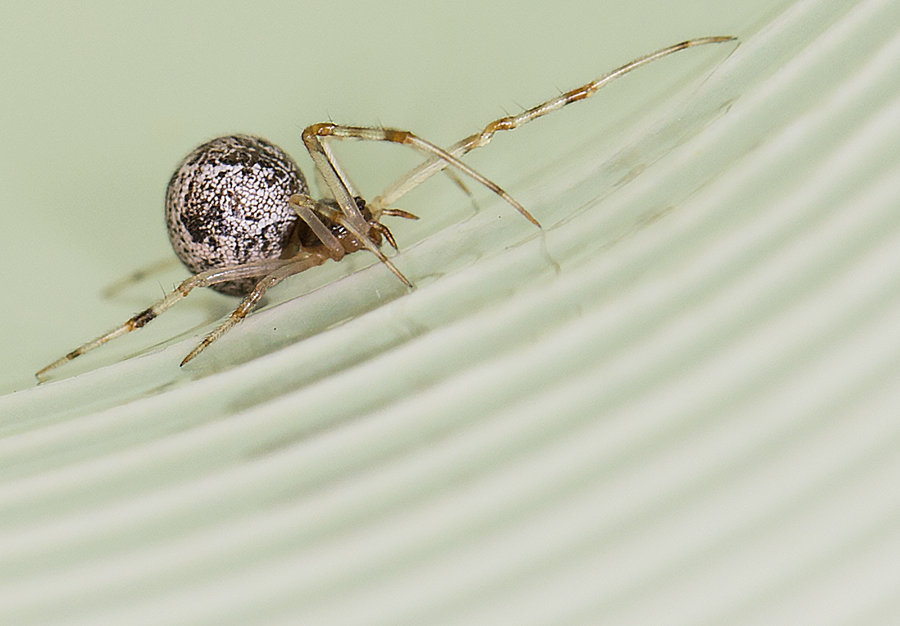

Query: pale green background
left=4, top=1, right=900, bottom=624
left=1, top=1, right=784, bottom=393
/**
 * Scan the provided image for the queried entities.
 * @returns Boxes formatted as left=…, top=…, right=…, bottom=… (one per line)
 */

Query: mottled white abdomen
left=165, top=135, right=307, bottom=295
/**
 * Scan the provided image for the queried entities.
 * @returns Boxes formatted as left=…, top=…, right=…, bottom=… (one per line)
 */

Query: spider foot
left=369, top=220, right=399, bottom=250
left=380, top=208, right=420, bottom=220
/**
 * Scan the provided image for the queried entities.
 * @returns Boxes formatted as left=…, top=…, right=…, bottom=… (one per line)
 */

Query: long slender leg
left=302, top=127, right=369, bottom=234
left=303, top=123, right=540, bottom=227
left=317, top=132, right=362, bottom=200
left=180, top=253, right=327, bottom=366
left=300, top=120, right=538, bottom=288
left=371, top=36, right=737, bottom=210
left=313, top=126, right=474, bottom=204
left=35, top=257, right=299, bottom=380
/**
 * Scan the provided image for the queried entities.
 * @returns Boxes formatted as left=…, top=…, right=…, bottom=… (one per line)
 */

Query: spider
left=36, top=36, right=735, bottom=380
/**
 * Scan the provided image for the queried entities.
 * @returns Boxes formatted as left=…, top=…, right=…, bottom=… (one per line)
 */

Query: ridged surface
left=2, top=0, right=899, bottom=623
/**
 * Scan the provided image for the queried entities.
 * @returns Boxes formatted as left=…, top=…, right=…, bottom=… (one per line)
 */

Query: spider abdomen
left=165, top=135, right=307, bottom=296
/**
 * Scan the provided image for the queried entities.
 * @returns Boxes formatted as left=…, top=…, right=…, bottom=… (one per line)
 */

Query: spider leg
left=35, top=257, right=300, bottom=380
left=312, top=126, right=473, bottom=208
left=369, top=221, right=399, bottom=250
left=288, top=192, right=411, bottom=286
left=380, top=208, right=420, bottom=220
left=311, top=201, right=414, bottom=288
left=303, top=123, right=540, bottom=227
left=180, top=252, right=327, bottom=366
left=371, top=36, right=737, bottom=210
left=302, top=126, right=369, bottom=233
left=317, top=132, right=362, bottom=199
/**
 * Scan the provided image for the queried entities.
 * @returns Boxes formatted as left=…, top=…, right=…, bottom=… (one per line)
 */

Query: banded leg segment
left=303, top=122, right=541, bottom=227
left=372, top=36, right=737, bottom=210
left=180, top=253, right=328, bottom=366
left=35, top=257, right=300, bottom=379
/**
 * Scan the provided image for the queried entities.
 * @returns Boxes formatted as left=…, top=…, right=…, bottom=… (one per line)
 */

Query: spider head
left=290, top=196, right=386, bottom=254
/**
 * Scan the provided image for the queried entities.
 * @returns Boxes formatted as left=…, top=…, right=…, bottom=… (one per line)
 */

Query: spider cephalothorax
left=290, top=196, right=398, bottom=255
